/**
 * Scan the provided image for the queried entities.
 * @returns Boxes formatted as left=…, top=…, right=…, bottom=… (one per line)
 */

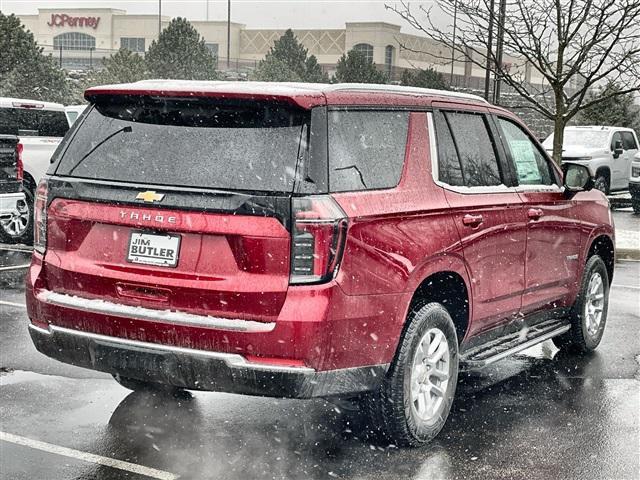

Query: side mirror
left=613, top=139, right=624, bottom=158
left=562, top=162, right=594, bottom=194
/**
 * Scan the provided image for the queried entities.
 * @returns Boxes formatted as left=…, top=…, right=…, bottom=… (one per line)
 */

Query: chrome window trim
left=38, top=290, right=276, bottom=333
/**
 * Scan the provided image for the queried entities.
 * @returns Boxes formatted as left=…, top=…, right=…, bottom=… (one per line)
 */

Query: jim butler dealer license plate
left=127, top=231, right=181, bottom=267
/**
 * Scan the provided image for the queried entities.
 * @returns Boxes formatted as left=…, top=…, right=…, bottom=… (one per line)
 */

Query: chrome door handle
left=462, top=214, right=484, bottom=227
left=527, top=208, right=544, bottom=220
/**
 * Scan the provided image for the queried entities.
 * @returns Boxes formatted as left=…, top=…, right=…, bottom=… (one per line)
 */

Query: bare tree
left=387, top=0, right=640, bottom=163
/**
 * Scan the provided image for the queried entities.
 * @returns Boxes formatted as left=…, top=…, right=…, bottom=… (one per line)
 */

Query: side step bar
left=461, top=319, right=571, bottom=369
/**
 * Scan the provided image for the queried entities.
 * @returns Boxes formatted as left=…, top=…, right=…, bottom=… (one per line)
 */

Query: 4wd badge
left=135, top=191, right=164, bottom=203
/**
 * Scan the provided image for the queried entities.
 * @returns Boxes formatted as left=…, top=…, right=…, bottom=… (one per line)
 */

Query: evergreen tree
left=0, top=12, right=72, bottom=104
left=75, top=49, right=148, bottom=102
left=253, top=29, right=328, bottom=82
left=146, top=18, right=218, bottom=80
left=333, top=50, right=387, bottom=84
left=401, top=68, right=448, bottom=90
left=576, top=82, right=640, bottom=130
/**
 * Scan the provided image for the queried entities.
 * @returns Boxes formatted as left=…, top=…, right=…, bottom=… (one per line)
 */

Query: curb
left=617, top=248, right=640, bottom=261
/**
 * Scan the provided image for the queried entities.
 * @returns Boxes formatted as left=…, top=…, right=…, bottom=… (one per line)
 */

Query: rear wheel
left=362, top=302, right=459, bottom=447
left=112, top=374, right=185, bottom=396
left=0, top=187, right=33, bottom=245
left=553, top=255, right=609, bottom=353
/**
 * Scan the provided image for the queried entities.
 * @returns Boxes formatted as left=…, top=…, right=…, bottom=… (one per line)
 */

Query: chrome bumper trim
left=37, top=290, right=276, bottom=333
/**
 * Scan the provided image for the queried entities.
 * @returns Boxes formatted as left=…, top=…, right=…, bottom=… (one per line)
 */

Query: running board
left=461, top=319, right=571, bottom=369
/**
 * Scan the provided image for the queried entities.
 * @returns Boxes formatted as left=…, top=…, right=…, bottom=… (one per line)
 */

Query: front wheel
left=362, top=302, right=459, bottom=447
left=594, top=175, right=609, bottom=195
left=553, top=255, right=610, bottom=353
left=632, top=197, right=640, bottom=214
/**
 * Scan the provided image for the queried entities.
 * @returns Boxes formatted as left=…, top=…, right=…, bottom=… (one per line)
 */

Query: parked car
left=26, top=81, right=614, bottom=447
left=0, top=98, right=70, bottom=243
left=542, top=126, right=639, bottom=194
left=64, top=105, right=87, bottom=126
left=0, top=135, right=26, bottom=242
left=630, top=152, right=640, bottom=214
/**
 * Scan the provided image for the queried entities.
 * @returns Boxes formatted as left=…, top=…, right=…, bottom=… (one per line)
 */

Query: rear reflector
left=290, top=195, right=347, bottom=285
left=16, top=143, right=23, bottom=182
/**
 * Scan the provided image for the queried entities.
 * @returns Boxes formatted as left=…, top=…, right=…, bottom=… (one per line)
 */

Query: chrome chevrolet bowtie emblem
left=135, top=191, right=164, bottom=203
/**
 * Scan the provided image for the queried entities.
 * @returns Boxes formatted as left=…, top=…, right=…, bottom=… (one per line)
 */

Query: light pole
left=227, top=0, right=231, bottom=69
left=158, top=0, right=162, bottom=37
left=493, top=0, right=507, bottom=104
left=450, top=0, right=458, bottom=85
left=484, top=0, right=495, bottom=101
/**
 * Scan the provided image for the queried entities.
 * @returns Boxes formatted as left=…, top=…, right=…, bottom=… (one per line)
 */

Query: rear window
left=0, top=107, right=69, bottom=137
left=55, top=97, right=310, bottom=193
left=328, top=110, right=409, bottom=192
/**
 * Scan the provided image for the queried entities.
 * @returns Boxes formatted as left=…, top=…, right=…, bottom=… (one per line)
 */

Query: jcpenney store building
left=18, top=8, right=545, bottom=87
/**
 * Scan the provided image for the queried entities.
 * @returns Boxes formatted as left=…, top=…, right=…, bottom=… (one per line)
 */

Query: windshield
left=543, top=130, right=610, bottom=149
left=55, top=97, right=309, bottom=192
left=0, top=107, right=69, bottom=137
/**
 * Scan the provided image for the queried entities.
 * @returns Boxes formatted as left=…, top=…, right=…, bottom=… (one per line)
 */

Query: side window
left=433, top=111, right=464, bottom=186
left=611, top=132, right=623, bottom=150
left=622, top=132, right=638, bottom=150
left=497, top=118, right=554, bottom=186
left=445, top=112, right=502, bottom=187
left=328, top=110, right=409, bottom=192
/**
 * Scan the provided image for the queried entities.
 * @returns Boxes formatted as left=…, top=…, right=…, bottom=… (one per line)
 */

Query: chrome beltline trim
left=37, top=290, right=276, bottom=333
left=29, top=324, right=315, bottom=374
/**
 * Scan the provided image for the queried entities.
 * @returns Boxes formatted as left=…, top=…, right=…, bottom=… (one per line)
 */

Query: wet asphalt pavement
left=0, top=216, right=639, bottom=479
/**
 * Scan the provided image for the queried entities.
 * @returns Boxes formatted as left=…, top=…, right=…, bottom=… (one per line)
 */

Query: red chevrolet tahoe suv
left=26, top=81, right=615, bottom=446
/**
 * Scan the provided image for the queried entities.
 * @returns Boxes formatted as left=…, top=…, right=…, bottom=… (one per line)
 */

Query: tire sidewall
left=401, top=304, right=459, bottom=444
left=0, top=187, right=34, bottom=244
left=575, top=256, right=610, bottom=350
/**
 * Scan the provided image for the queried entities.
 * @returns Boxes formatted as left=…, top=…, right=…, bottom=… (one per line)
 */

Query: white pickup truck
left=0, top=97, right=70, bottom=243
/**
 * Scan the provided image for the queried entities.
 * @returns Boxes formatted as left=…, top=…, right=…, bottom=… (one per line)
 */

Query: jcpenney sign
left=47, top=14, right=100, bottom=29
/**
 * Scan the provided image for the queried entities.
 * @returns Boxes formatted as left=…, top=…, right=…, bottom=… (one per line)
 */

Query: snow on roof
left=85, top=79, right=488, bottom=106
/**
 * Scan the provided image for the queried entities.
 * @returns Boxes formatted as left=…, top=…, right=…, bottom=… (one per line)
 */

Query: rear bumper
left=28, top=323, right=387, bottom=398
left=0, top=192, right=24, bottom=219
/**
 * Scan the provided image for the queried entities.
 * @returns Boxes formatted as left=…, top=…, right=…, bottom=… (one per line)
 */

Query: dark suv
left=26, top=81, right=614, bottom=446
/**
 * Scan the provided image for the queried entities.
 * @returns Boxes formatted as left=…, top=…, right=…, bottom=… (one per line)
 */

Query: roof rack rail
left=327, top=83, right=489, bottom=104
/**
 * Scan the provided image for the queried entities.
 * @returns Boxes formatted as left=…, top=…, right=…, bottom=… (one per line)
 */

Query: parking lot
left=1, top=210, right=639, bottom=480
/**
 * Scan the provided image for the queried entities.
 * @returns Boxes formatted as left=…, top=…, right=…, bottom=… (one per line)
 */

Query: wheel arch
left=586, top=234, right=615, bottom=283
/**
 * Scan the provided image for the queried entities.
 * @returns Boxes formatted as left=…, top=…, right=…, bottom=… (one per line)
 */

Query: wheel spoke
left=430, top=367, right=449, bottom=381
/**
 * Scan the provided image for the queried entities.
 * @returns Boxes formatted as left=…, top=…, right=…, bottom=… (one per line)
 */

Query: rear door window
left=328, top=110, right=409, bottom=192
left=0, top=107, right=69, bottom=137
left=440, top=111, right=503, bottom=187
left=55, top=97, right=311, bottom=193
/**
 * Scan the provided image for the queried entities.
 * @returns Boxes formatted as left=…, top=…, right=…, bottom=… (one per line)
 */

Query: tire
left=362, top=302, right=459, bottom=447
left=632, top=197, right=640, bottom=214
left=553, top=255, right=610, bottom=353
left=594, top=174, right=609, bottom=195
left=112, top=374, right=184, bottom=395
left=0, top=186, right=33, bottom=245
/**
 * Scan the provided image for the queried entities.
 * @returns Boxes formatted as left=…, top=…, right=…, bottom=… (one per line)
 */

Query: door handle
left=527, top=208, right=544, bottom=220
left=462, top=214, right=484, bottom=227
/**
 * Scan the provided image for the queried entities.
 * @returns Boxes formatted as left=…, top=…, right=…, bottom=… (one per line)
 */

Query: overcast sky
left=0, top=0, right=444, bottom=33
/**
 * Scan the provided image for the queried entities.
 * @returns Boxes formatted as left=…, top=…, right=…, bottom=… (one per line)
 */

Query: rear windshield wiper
left=335, top=164, right=368, bottom=188
left=68, top=126, right=132, bottom=175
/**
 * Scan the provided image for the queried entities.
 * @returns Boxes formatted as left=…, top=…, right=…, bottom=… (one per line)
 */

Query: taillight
left=16, top=143, right=23, bottom=181
left=34, top=179, right=48, bottom=254
left=290, top=195, right=347, bottom=285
